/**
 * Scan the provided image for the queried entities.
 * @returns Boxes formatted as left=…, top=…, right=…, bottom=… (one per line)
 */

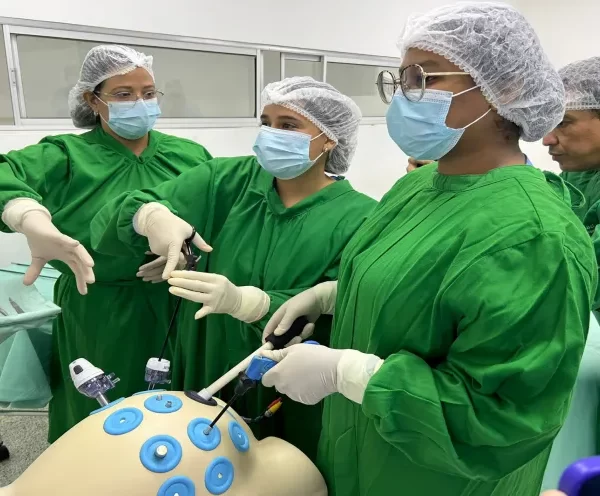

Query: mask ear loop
left=451, top=86, right=493, bottom=130
left=309, top=131, right=329, bottom=165
left=452, top=85, right=479, bottom=98
left=463, top=108, right=492, bottom=130
left=309, top=131, right=325, bottom=142
left=91, top=94, right=109, bottom=125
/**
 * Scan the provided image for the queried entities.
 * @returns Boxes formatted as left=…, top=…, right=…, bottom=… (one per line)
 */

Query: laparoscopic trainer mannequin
left=0, top=390, right=327, bottom=496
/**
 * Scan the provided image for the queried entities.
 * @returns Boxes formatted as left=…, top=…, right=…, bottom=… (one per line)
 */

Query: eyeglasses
left=94, top=89, right=164, bottom=110
left=376, top=64, right=469, bottom=104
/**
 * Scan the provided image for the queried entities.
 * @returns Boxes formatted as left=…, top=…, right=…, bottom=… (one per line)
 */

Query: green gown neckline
left=262, top=174, right=354, bottom=217
left=81, top=126, right=161, bottom=163
left=431, top=164, right=537, bottom=192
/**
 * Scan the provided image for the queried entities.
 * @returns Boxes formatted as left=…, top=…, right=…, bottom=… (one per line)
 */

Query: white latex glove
left=137, top=252, right=185, bottom=283
left=261, top=281, right=338, bottom=347
left=261, top=344, right=344, bottom=405
left=2, top=200, right=95, bottom=295
left=168, top=271, right=270, bottom=322
left=134, top=203, right=212, bottom=279
left=262, top=344, right=384, bottom=405
left=541, top=492, right=566, bottom=496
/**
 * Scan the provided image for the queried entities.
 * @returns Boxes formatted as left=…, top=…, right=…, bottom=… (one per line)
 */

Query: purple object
left=559, top=456, right=600, bottom=495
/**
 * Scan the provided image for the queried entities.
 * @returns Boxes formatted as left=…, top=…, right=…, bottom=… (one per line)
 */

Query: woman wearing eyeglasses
left=259, top=3, right=597, bottom=495
left=0, top=44, right=212, bottom=442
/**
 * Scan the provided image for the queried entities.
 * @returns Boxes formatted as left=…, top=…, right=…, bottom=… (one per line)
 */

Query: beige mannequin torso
left=1, top=391, right=327, bottom=496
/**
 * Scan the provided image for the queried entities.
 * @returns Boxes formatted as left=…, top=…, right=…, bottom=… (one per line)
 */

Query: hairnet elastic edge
left=565, top=103, right=600, bottom=111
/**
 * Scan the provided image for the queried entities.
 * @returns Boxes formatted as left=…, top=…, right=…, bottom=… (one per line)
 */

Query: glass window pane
left=263, top=51, right=281, bottom=88
left=0, top=27, right=15, bottom=125
left=141, top=45, right=255, bottom=118
left=17, top=36, right=96, bottom=118
left=285, top=59, right=322, bottom=81
left=327, top=63, right=398, bottom=117
left=16, top=35, right=256, bottom=119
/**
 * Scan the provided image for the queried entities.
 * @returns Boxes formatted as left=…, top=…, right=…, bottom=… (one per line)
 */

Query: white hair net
left=559, top=57, right=600, bottom=111
left=68, top=45, right=154, bottom=128
left=261, top=77, right=362, bottom=175
left=398, top=1, right=565, bottom=142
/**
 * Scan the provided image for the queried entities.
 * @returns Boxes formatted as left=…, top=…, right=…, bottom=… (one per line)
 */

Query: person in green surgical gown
left=543, top=57, right=600, bottom=308
left=259, top=3, right=597, bottom=496
left=0, top=45, right=212, bottom=442
left=90, top=76, right=377, bottom=461
left=541, top=56, right=600, bottom=490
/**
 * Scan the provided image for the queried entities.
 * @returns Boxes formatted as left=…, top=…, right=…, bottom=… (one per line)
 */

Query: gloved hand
left=261, top=344, right=344, bottom=405
left=262, top=344, right=384, bottom=405
left=137, top=252, right=185, bottom=283
left=406, top=157, right=434, bottom=173
left=133, top=203, right=212, bottom=279
left=261, top=281, right=338, bottom=347
left=168, top=271, right=270, bottom=322
left=3, top=201, right=95, bottom=295
left=540, top=492, right=565, bottom=496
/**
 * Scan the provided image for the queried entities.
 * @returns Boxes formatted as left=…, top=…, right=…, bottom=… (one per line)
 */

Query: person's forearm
left=2, top=198, right=51, bottom=232
left=361, top=351, right=562, bottom=481
left=90, top=192, right=168, bottom=255
left=231, top=286, right=271, bottom=323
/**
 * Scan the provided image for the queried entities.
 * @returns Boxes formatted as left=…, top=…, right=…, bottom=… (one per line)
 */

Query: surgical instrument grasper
left=204, top=340, right=319, bottom=433
left=192, top=316, right=309, bottom=404
left=146, top=228, right=201, bottom=390
left=157, top=228, right=201, bottom=361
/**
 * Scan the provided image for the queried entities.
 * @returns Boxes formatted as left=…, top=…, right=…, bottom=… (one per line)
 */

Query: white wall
left=0, top=0, right=513, bottom=58
left=494, top=0, right=600, bottom=177
left=510, top=0, right=600, bottom=174
left=518, top=0, right=599, bottom=69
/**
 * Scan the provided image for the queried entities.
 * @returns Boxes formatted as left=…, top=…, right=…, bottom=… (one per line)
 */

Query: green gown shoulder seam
left=153, top=130, right=206, bottom=149
left=562, top=240, right=596, bottom=281
left=444, top=231, right=570, bottom=292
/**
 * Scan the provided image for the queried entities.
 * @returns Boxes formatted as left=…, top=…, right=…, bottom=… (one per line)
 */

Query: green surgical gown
left=90, top=156, right=376, bottom=461
left=561, top=170, right=600, bottom=310
left=0, top=126, right=212, bottom=442
left=561, top=170, right=600, bottom=460
left=560, top=170, right=600, bottom=223
left=319, top=164, right=597, bottom=496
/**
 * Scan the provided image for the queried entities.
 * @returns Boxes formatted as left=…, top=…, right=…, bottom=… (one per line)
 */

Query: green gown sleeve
left=0, top=141, right=69, bottom=232
left=580, top=200, right=600, bottom=310
left=248, top=254, right=341, bottom=342
left=361, top=232, right=596, bottom=480
left=90, top=156, right=257, bottom=255
left=588, top=220, right=600, bottom=310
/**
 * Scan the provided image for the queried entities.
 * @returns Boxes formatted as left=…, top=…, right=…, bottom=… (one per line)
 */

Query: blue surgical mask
left=386, top=88, right=490, bottom=160
left=100, top=98, right=161, bottom=140
left=253, top=126, right=326, bottom=180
